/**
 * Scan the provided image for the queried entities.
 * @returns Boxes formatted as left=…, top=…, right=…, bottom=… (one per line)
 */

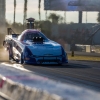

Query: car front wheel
left=20, top=53, right=24, bottom=64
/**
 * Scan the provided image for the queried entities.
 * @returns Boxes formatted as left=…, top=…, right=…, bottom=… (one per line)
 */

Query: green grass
left=68, top=54, right=100, bottom=61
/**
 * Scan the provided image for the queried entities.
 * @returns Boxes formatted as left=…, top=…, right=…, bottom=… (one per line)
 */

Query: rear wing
left=7, top=28, right=19, bottom=38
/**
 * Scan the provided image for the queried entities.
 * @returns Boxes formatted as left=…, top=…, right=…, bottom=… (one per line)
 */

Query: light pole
left=86, top=12, right=87, bottom=23
left=64, top=11, right=66, bottom=23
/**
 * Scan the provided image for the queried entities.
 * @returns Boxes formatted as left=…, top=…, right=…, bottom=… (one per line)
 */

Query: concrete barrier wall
left=0, top=63, right=100, bottom=100
left=0, top=75, right=64, bottom=100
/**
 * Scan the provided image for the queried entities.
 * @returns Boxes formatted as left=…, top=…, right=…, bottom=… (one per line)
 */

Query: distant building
left=0, top=0, right=6, bottom=34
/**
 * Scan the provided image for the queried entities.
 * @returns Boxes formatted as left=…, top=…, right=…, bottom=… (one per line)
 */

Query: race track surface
left=23, top=60, right=100, bottom=91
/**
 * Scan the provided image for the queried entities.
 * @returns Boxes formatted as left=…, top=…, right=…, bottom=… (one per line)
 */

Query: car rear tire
left=20, top=53, right=24, bottom=64
left=58, top=63, right=62, bottom=66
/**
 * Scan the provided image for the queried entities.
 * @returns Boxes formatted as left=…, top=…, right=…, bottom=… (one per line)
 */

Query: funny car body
left=3, top=29, right=68, bottom=65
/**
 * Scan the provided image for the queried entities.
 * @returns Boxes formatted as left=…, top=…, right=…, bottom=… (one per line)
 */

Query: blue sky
left=6, top=0, right=99, bottom=24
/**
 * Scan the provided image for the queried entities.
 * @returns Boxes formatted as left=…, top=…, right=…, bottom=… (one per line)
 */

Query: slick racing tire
left=3, top=41, right=6, bottom=47
left=58, top=63, right=62, bottom=66
left=8, top=43, right=14, bottom=61
left=20, top=53, right=24, bottom=64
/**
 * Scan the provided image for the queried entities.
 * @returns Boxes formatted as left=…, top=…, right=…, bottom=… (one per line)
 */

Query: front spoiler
left=24, top=59, right=68, bottom=65
left=23, top=55, right=68, bottom=65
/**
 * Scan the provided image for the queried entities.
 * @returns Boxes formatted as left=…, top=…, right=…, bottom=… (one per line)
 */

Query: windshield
left=25, top=32, right=48, bottom=41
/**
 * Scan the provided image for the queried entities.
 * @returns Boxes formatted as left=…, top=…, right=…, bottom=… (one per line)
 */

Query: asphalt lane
left=23, top=60, right=100, bottom=91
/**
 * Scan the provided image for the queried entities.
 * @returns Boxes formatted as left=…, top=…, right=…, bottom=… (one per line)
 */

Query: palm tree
left=48, top=13, right=61, bottom=24
left=64, top=11, right=66, bottom=23
left=97, top=12, right=100, bottom=23
left=38, top=0, right=41, bottom=21
left=23, top=0, right=28, bottom=28
left=59, top=16, right=64, bottom=23
left=45, top=10, right=47, bottom=20
left=13, top=0, right=16, bottom=26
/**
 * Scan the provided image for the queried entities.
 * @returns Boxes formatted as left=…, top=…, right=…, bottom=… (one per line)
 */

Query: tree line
left=11, top=0, right=100, bottom=36
left=7, top=12, right=65, bottom=37
left=13, top=0, right=100, bottom=24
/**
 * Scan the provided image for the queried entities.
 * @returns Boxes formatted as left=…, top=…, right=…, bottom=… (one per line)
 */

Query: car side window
left=13, top=41, right=22, bottom=53
left=16, top=45, right=22, bottom=53
left=13, top=41, right=17, bottom=47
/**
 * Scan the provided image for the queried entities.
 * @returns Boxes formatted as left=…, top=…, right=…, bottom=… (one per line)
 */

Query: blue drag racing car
left=3, top=29, right=68, bottom=65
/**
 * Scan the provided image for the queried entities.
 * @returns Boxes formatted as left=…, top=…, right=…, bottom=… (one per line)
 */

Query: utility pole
left=79, top=11, right=82, bottom=23
left=23, top=0, right=28, bottom=30
left=86, top=12, right=87, bottom=23
left=64, top=11, right=66, bottom=23
left=14, top=0, right=16, bottom=26
left=45, top=10, right=47, bottom=20
left=71, top=0, right=83, bottom=57
left=38, top=0, right=41, bottom=21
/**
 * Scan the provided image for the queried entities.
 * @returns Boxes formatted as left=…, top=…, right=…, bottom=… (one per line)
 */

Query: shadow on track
left=26, top=63, right=91, bottom=69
